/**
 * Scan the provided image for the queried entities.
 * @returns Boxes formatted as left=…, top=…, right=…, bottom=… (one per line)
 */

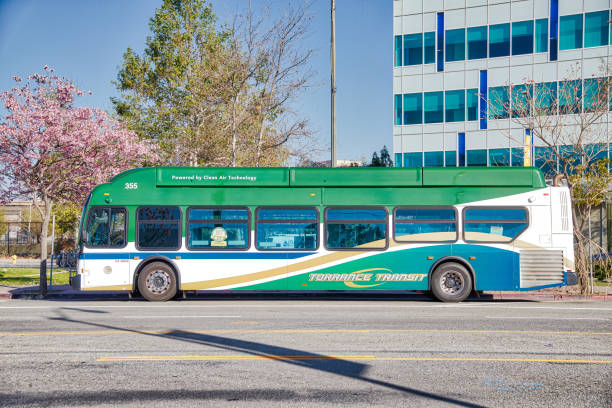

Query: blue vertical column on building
left=549, top=0, right=558, bottom=61
left=479, top=70, right=487, bottom=130
left=437, top=12, right=444, bottom=72
left=458, top=132, right=466, bottom=167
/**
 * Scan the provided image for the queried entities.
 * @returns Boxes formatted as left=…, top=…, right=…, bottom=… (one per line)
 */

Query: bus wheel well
left=133, top=257, right=181, bottom=293
left=429, top=257, right=477, bottom=292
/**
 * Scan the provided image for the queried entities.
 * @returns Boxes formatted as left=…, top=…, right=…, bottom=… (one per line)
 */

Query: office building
left=393, top=0, right=612, bottom=171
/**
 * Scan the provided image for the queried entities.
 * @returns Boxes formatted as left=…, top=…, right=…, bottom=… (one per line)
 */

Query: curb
left=1, top=290, right=610, bottom=301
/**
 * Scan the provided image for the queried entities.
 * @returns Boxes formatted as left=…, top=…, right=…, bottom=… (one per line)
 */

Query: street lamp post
left=331, top=0, right=337, bottom=167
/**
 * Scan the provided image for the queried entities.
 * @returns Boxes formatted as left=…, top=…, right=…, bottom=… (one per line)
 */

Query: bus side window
left=463, top=207, right=528, bottom=243
left=325, top=207, right=388, bottom=250
left=86, top=207, right=126, bottom=248
left=393, top=207, right=457, bottom=243
left=187, top=207, right=250, bottom=250
left=255, top=207, right=318, bottom=250
left=136, top=206, right=181, bottom=250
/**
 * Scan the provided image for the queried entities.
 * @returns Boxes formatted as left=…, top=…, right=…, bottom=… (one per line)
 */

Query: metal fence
left=0, top=222, right=46, bottom=257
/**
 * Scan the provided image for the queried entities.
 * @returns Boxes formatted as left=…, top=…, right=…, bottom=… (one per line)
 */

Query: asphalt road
left=0, top=297, right=610, bottom=407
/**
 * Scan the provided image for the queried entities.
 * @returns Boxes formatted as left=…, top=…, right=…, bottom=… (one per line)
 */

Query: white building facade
left=393, top=0, right=612, bottom=172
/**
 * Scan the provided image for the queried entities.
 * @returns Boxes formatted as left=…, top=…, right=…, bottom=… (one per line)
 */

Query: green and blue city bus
left=70, top=166, right=577, bottom=302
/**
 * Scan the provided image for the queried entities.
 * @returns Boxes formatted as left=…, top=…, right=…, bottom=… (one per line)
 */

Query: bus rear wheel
left=430, top=262, right=472, bottom=303
left=137, top=262, right=177, bottom=302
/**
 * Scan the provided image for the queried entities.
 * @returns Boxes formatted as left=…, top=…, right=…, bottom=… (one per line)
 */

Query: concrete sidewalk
left=0, top=284, right=610, bottom=301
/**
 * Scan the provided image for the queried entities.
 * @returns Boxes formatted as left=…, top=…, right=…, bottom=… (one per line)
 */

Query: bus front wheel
left=430, top=262, right=472, bottom=303
left=137, top=262, right=178, bottom=302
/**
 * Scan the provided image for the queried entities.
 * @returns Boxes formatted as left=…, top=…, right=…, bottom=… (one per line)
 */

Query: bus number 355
left=124, top=183, right=138, bottom=190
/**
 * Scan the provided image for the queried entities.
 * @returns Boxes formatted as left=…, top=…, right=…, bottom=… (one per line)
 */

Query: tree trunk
left=39, top=199, right=53, bottom=261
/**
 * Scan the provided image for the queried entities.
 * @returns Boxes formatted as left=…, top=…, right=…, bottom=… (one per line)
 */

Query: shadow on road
left=31, top=308, right=486, bottom=408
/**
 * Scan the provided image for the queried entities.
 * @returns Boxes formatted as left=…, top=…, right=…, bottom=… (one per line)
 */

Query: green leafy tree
left=369, top=146, right=393, bottom=167
left=113, top=0, right=317, bottom=167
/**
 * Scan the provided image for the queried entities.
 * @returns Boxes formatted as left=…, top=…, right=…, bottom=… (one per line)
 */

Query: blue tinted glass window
left=489, top=148, right=510, bottom=166
left=424, top=32, right=435, bottom=64
left=445, top=151, right=457, bottom=166
left=394, top=94, right=402, bottom=125
left=535, top=18, right=548, bottom=52
left=326, top=208, right=386, bottom=221
left=585, top=11, right=608, bottom=48
left=489, top=24, right=510, bottom=57
left=559, top=80, right=582, bottom=114
left=256, top=223, right=317, bottom=250
left=137, top=207, right=180, bottom=221
left=394, top=35, right=402, bottom=66
left=404, top=33, right=423, bottom=65
left=326, top=207, right=387, bottom=249
left=511, top=148, right=524, bottom=166
left=535, top=82, right=557, bottom=115
left=395, top=207, right=456, bottom=242
left=394, top=153, right=403, bottom=168
left=86, top=208, right=125, bottom=248
left=488, top=86, right=509, bottom=119
left=445, top=28, right=465, bottom=62
left=189, top=208, right=248, bottom=220
left=326, top=224, right=386, bottom=249
left=445, top=89, right=465, bottom=122
left=189, top=224, right=248, bottom=249
left=584, top=78, right=607, bottom=112
left=512, top=20, right=534, bottom=55
left=403, top=93, right=422, bottom=125
left=464, top=222, right=527, bottom=241
left=424, top=151, right=444, bottom=167
left=558, top=145, right=581, bottom=173
left=511, top=84, right=532, bottom=118
left=534, top=146, right=556, bottom=177
left=396, top=208, right=455, bottom=220
left=404, top=152, right=423, bottom=167
left=466, top=88, right=478, bottom=121
left=585, top=143, right=608, bottom=165
left=395, top=223, right=457, bottom=242
left=465, top=208, right=527, bottom=221
left=257, top=208, right=317, bottom=220
left=467, top=26, right=487, bottom=59
left=424, top=91, right=443, bottom=123
left=559, top=14, right=583, bottom=50
left=467, top=149, right=487, bottom=167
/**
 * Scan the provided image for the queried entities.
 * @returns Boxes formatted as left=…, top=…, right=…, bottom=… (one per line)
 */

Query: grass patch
left=0, top=267, right=70, bottom=287
left=594, top=280, right=612, bottom=287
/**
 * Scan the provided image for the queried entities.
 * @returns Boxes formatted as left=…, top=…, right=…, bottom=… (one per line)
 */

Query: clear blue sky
left=0, top=0, right=392, bottom=163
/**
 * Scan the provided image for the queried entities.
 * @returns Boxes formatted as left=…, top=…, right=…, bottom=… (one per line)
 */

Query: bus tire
left=137, top=262, right=177, bottom=302
left=430, top=262, right=472, bottom=303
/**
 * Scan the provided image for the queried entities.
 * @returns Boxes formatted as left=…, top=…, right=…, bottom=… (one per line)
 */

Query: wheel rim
left=146, top=270, right=171, bottom=294
left=440, top=270, right=464, bottom=295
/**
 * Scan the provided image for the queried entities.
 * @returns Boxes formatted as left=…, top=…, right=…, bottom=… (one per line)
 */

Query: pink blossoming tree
left=0, top=67, right=157, bottom=262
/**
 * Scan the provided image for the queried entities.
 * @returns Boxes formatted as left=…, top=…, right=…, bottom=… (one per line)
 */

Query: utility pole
left=330, top=0, right=337, bottom=167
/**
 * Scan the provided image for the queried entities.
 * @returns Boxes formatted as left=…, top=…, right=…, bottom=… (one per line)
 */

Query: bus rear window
left=325, top=207, right=388, bottom=250
left=136, top=206, right=181, bottom=250
left=256, top=207, right=318, bottom=250
left=394, top=207, right=457, bottom=243
left=188, top=207, right=249, bottom=250
left=86, top=207, right=126, bottom=248
left=463, top=207, right=528, bottom=243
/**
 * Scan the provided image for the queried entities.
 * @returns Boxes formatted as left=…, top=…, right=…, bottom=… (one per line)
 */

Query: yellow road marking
left=96, top=355, right=612, bottom=364
left=2, top=328, right=612, bottom=337
left=98, top=355, right=375, bottom=362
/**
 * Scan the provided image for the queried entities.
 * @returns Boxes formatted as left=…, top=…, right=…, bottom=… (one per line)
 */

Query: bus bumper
left=565, top=271, right=578, bottom=286
left=69, top=274, right=82, bottom=290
